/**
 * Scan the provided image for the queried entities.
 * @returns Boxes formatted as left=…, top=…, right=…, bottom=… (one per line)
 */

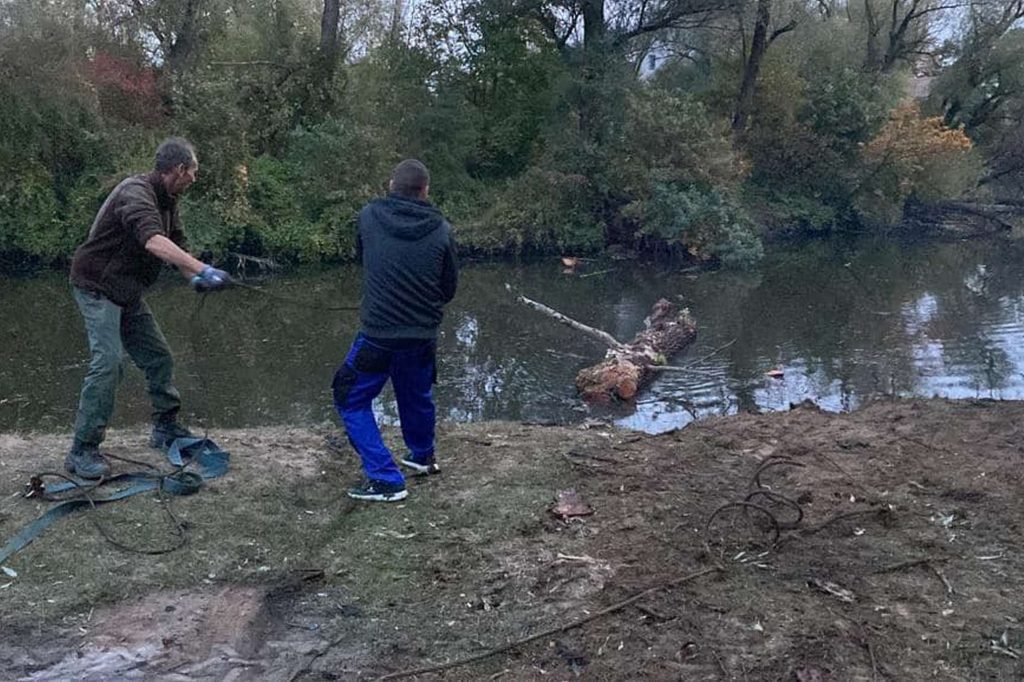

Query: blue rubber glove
left=191, top=265, right=230, bottom=293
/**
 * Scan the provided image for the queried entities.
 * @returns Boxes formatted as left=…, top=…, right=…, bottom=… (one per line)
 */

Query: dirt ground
left=1, top=398, right=1023, bottom=680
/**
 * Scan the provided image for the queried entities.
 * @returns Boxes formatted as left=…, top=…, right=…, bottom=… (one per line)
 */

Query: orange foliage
left=864, top=103, right=971, bottom=166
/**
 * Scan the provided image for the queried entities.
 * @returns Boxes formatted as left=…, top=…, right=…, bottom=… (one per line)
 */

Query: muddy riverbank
left=1, top=398, right=1023, bottom=679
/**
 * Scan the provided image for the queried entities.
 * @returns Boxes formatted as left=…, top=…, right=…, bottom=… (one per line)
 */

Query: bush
left=465, top=168, right=605, bottom=255
left=0, top=163, right=65, bottom=259
left=614, top=88, right=747, bottom=193
left=855, top=102, right=982, bottom=227
left=746, top=187, right=839, bottom=237
left=625, top=183, right=763, bottom=268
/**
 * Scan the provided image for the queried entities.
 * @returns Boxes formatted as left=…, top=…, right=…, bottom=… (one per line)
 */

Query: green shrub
left=0, top=163, right=66, bottom=260
left=625, top=183, right=762, bottom=268
left=465, top=168, right=605, bottom=255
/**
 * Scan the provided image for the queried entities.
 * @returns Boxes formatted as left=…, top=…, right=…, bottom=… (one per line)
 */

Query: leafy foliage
left=856, top=103, right=980, bottom=226
left=0, top=0, right=1009, bottom=270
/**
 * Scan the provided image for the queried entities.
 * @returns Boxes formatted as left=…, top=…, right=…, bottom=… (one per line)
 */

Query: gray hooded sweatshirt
left=356, top=194, right=459, bottom=339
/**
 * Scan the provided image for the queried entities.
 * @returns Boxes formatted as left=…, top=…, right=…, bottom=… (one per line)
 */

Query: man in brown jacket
left=66, top=137, right=229, bottom=479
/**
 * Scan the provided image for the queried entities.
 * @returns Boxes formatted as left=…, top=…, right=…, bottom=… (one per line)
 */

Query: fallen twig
left=930, top=563, right=955, bottom=595
left=555, top=552, right=600, bottom=564
left=611, top=435, right=661, bottom=451
left=646, top=364, right=718, bottom=376
left=808, top=577, right=856, bottom=603
left=375, top=566, right=721, bottom=680
left=579, top=268, right=616, bottom=279
left=865, top=636, right=879, bottom=681
left=679, top=339, right=736, bottom=368
left=506, top=283, right=625, bottom=351
left=811, top=450, right=874, bottom=498
left=873, top=557, right=948, bottom=574
left=634, top=602, right=674, bottom=622
left=561, top=453, right=615, bottom=473
left=800, top=508, right=890, bottom=535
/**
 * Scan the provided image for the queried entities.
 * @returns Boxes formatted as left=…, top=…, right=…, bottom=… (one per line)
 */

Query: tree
left=861, top=0, right=961, bottom=73
left=930, top=1, right=1024, bottom=192
left=119, top=0, right=229, bottom=74
left=856, top=101, right=979, bottom=224
left=731, top=0, right=797, bottom=134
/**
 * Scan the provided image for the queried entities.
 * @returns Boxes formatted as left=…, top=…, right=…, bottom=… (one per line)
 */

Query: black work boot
left=65, top=445, right=111, bottom=480
left=149, top=420, right=193, bottom=451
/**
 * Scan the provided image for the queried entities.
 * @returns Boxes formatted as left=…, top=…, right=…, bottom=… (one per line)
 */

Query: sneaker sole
left=347, top=489, right=409, bottom=502
left=399, top=459, right=440, bottom=476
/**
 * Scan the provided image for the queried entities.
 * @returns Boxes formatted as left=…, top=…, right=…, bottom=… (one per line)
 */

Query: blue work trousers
left=332, top=333, right=437, bottom=486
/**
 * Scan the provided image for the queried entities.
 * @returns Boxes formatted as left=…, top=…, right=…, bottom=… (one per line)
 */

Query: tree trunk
left=732, top=0, right=771, bottom=135
left=300, top=0, right=342, bottom=121
left=320, top=0, right=341, bottom=64
left=575, top=299, right=698, bottom=403
left=165, top=0, right=200, bottom=73
left=509, top=287, right=699, bottom=404
left=582, top=0, right=607, bottom=52
left=863, top=0, right=880, bottom=71
left=389, top=0, right=405, bottom=43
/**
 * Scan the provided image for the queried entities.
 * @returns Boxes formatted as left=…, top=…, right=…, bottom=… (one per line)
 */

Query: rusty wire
left=704, top=501, right=781, bottom=546
left=703, top=455, right=805, bottom=556
left=744, top=489, right=804, bottom=529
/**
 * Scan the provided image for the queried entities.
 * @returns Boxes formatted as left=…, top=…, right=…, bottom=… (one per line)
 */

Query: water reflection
left=4, top=238, right=1024, bottom=435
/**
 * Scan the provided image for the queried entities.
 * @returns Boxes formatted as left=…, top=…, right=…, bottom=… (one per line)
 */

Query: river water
left=3, top=237, right=1024, bottom=435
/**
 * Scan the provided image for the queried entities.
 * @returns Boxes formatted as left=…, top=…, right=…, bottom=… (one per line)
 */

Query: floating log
left=508, top=285, right=698, bottom=404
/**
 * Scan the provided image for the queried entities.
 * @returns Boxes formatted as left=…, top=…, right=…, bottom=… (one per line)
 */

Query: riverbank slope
left=2, top=398, right=1022, bottom=679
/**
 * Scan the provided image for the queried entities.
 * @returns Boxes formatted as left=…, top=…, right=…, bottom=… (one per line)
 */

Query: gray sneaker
left=64, top=445, right=111, bottom=480
left=399, top=455, right=440, bottom=476
left=150, top=421, right=193, bottom=450
left=347, top=479, right=409, bottom=502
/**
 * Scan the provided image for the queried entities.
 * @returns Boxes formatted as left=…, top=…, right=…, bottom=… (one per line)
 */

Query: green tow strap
left=0, top=437, right=229, bottom=565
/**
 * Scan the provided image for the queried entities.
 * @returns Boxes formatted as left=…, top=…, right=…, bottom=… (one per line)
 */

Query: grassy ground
left=2, top=399, right=1024, bottom=680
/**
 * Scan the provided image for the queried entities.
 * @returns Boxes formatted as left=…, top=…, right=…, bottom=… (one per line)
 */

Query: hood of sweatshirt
left=368, top=194, right=446, bottom=241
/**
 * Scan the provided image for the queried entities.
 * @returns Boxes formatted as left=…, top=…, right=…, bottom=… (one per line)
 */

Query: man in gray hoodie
left=332, top=159, right=459, bottom=502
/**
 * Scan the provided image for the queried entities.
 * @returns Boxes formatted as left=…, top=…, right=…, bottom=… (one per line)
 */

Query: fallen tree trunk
left=901, top=200, right=1024, bottom=237
left=508, top=285, right=697, bottom=403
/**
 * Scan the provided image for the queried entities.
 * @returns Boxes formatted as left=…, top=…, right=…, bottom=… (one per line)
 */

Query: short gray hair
left=155, top=137, right=196, bottom=173
left=390, top=159, right=430, bottom=198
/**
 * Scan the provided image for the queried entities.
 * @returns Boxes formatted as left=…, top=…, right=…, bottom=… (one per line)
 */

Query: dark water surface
left=3, top=238, right=1024, bottom=435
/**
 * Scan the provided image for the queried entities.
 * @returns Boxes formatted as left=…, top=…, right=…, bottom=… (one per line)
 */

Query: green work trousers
left=72, top=287, right=181, bottom=448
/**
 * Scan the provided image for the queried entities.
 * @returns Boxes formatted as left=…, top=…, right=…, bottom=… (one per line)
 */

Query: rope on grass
left=28, top=470, right=189, bottom=555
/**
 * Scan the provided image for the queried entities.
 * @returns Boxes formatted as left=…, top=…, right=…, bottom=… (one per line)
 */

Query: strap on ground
left=0, top=437, right=229, bottom=565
